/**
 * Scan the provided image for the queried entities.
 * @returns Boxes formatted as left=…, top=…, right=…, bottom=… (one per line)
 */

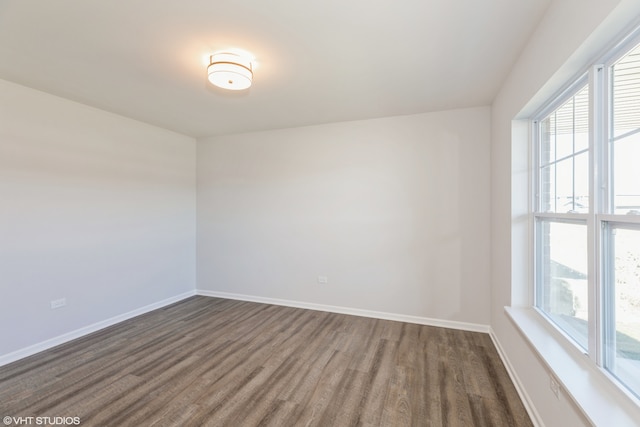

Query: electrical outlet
left=50, top=298, right=66, bottom=309
left=317, top=275, right=328, bottom=284
left=550, top=375, right=560, bottom=399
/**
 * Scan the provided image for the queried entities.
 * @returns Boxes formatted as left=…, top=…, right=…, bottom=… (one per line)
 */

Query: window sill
left=505, top=306, right=640, bottom=427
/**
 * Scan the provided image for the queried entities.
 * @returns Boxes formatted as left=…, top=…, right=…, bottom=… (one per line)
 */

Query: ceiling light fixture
left=207, top=52, right=253, bottom=90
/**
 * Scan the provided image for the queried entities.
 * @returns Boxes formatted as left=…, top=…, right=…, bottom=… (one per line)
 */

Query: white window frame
left=531, top=26, right=640, bottom=403
left=532, top=76, right=592, bottom=354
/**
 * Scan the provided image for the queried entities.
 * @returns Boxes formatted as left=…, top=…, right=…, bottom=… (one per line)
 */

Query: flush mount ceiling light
left=207, top=52, right=253, bottom=90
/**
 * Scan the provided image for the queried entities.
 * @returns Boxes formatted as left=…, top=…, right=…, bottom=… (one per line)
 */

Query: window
left=604, top=225, right=640, bottom=395
left=533, top=34, right=640, bottom=400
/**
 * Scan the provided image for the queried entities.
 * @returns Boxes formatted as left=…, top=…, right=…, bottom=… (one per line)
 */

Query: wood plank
left=0, top=296, right=533, bottom=426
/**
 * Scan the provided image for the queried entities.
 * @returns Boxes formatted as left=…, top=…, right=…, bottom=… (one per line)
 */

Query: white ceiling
left=0, top=0, right=550, bottom=138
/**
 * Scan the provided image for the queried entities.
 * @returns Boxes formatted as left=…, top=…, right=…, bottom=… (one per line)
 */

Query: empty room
left=1, top=1, right=640, bottom=426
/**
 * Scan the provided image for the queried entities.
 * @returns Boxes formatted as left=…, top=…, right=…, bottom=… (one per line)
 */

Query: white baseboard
left=489, top=327, right=543, bottom=427
left=196, top=289, right=490, bottom=333
left=0, top=290, right=196, bottom=367
left=1, top=289, right=490, bottom=368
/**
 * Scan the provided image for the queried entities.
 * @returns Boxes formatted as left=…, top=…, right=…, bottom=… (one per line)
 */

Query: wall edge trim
left=489, top=327, right=544, bottom=427
left=0, top=290, right=197, bottom=367
left=196, top=289, right=490, bottom=333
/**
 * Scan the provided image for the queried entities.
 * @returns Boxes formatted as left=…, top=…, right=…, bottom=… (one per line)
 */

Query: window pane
left=555, top=158, right=574, bottom=211
left=613, top=137, right=640, bottom=214
left=611, top=42, right=640, bottom=215
left=574, top=152, right=589, bottom=213
left=540, top=164, right=555, bottom=212
left=537, top=220, right=589, bottom=349
left=539, top=151, right=589, bottom=213
left=573, top=87, right=590, bottom=153
left=539, top=85, right=589, bottom=213
left=604, top=226, right=640, bottom=398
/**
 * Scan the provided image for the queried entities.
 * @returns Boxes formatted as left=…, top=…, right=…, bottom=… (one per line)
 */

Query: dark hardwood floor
left=0, top=296, right=532, bottom=426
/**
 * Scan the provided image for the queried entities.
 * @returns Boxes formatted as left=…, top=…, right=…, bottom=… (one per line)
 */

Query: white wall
left=197, top=107, right=491, bottom=326
left=0, top=80, right=196, bottom=358
left=491, top=0, right=640, bottom=425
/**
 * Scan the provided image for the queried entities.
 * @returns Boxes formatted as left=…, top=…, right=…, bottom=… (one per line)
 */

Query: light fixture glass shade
left=207, top=52, right=253, bottom=90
